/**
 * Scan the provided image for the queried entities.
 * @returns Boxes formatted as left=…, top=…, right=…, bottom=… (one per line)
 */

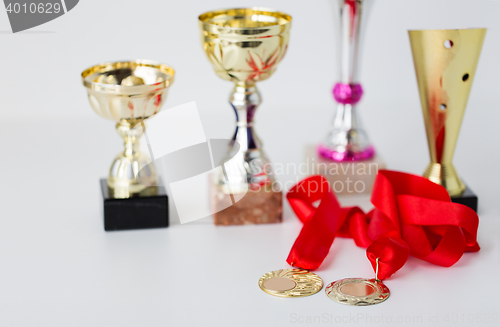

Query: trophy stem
left=108, top=118, right=157, bottom=198
left=116, top=119, right=142, bottom=158
left=230, top=82, right=263, bottom=151
left=211, top=82, right=282, bottom=225
left=216, top=82, right=274, bottom=193
left=319, top=102, right=374, bottom=161
left=424, top=162, right=465, bottom=197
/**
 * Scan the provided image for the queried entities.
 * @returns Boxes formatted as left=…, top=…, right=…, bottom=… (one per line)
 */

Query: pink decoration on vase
left=318, top=144, right=375, bottom=162
left=332, top=83, right=364, bottom=105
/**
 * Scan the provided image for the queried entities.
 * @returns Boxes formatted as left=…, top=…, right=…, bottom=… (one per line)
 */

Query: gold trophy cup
left=409, top=28, right=486, bottom=211
left=199, top=8, right=291, bottom=225
left=81, top=60, right=175, bottom=230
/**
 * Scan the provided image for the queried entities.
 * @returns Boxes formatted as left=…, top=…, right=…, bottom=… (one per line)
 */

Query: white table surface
left=0, top=105, right=498, bottom=326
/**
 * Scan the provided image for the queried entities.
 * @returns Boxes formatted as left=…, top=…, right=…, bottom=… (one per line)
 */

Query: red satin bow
left=286, top=170, right=480, bottom=280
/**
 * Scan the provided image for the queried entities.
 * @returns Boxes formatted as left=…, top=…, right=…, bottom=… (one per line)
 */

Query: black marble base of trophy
left=100, top=179, right=169, bottom=231
left=450, top=185, right=478, bottom=213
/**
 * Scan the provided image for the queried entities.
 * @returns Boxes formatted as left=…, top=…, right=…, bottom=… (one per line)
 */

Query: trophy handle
left=107, top=118, right=158, bottom=198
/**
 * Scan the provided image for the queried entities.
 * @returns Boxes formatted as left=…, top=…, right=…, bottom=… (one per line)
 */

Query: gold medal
left=325, top=278, right=389, bottom=306
left=325, top=258, right=390, bottom=306
left=259, top=269, right=323, bottom=298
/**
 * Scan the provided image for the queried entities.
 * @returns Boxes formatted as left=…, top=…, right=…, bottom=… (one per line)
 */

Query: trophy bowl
left=198, top=8, right=291, bottom=225
left=81, top=60, right=175, bottom=198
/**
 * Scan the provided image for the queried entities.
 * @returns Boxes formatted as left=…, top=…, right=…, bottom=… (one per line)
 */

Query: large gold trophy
left=409, top=28, right=486, bottom=211
left=81, top=60, right=175, bottom=230
left=199, top=8, right=291, bottom=225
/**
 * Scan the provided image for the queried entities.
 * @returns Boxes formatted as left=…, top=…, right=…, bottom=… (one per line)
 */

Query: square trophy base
left=305, top=145, right=386, bottom=195
left=211, top=185, right=283, bottom=226
left=451, top=185, right=478, bottom=212
left=100, top=179, right=169, bottom=231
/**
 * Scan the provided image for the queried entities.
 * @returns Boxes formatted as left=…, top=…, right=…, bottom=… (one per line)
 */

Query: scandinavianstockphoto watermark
left=237, top=157, right=380, bottom=195
left=289, top=312, right=499, bottom=325
left=132, top=101, right=379, bottom=223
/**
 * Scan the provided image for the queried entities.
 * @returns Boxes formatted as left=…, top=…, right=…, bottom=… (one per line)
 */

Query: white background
left=0, top=0, right=499, bottom=326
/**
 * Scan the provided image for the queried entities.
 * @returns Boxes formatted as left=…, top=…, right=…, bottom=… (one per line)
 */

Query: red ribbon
left=286, top=170, right=480, bottom=280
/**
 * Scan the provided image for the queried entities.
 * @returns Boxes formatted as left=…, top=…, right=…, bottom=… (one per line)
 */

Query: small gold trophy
left=199, top=8, right=291, bottom=225
left=81, top=60, right=175, bottom=230
left=409, top=28, right=486, bottom=211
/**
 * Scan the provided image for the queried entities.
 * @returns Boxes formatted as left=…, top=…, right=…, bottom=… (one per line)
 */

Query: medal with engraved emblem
left=325, top=258, right=390, bottom=306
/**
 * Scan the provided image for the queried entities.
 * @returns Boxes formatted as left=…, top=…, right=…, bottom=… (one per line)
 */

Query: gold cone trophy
left=199, top=8, right=291, bottom=225
left=81, top=60, right=175, bottom=230
left=409, top=28, right=486, bottom=211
